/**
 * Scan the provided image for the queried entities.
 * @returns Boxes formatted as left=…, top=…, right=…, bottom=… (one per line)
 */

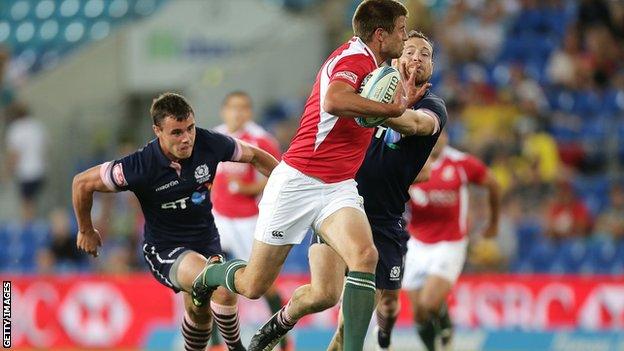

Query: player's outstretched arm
left=383, top=106, right=439, bottom=136
left=235, top=140, right=279, bottom=178
left=323, top=81, right=407, bottom=119
left=481, top=171, right=500, bottom=238
left=72, top=164, right=115, bottom=257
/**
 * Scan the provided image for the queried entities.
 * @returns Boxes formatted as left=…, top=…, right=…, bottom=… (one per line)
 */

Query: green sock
left=200, top=259, right=247, bottom=293
left=417, top=318, right=437, bottom=351
left=343, top=271, right=376, bottom=351
left=438, top=302, right=453, bottom=346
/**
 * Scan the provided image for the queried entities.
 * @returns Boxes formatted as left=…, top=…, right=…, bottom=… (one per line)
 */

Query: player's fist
left=77, top=228, right=102, bottom=258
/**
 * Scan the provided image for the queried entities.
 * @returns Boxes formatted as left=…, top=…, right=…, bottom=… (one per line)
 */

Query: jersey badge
left=194, top=164, right=211, bottom=183
left=442, top=166, right=455, bottom=182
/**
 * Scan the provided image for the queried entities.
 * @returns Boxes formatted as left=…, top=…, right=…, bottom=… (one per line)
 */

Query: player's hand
left=77, top=228, right=102, bottom=257
left=481, top=223, right=498, bottom=238
left=397, top=60, right=431, bottom=107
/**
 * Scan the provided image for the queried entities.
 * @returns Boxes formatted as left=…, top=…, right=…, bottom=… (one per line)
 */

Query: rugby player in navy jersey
left=72, top=93, right=278, bottom=351
left=249, top=30, right=447, bottom=351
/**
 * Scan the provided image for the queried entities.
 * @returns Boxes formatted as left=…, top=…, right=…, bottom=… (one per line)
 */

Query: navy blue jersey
left=108, top=128, right=238, bottom=247
left=356, top=90, right=447, bottom=222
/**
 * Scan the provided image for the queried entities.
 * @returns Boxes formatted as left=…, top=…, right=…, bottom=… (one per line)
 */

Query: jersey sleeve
left=461, top=155, right=488, bottom=185
left=211, top=131, right=241, bottom=162
left=107, top=151, right=146, bottom=192
left=329, top=54, right=375, bottom=90
left=417, top=96, right=448, bottom=135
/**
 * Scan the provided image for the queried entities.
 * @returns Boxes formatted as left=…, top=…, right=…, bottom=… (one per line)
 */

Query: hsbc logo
left=59, top=283, right=131, bottom=346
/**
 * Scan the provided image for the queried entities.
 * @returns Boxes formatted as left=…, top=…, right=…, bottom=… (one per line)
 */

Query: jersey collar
left=152, top=139, right=184, bottom=176
left=354, top=36, right=378, bottom=67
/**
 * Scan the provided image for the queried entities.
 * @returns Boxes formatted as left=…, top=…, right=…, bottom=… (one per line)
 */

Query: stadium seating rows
left=0, top=0, right=168, bottom=73
left=2, top=217, right=623, bottom=275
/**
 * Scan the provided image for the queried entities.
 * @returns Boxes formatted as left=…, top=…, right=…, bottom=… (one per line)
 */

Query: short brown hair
left=408, top=30, right=434, bottom=51
left=150, top=92, right=194, bottom=127
left=352, top=0, right=408, bottom=43
left=222, top=90, right=252, bottom=107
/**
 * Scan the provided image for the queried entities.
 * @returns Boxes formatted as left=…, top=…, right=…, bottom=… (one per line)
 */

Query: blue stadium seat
left=515, top=221, right=541, bottom=260
left=588, top=239, right=621, bottom=273
left=573, top=176, right=610, bottom=216
left=557, top=238, right=590, bottom=273
left=528, top=238, right=559, bottom=272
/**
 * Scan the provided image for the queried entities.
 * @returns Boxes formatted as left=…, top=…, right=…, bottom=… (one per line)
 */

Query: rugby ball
left=356, top=66, right=401, bottom=128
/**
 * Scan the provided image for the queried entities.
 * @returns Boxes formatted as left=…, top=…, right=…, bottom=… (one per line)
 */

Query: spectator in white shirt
left=5, top=102, right=47, bottom=222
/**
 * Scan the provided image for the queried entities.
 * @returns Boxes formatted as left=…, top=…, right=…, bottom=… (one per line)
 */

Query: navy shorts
left=310, top=218, right=409, bottom=290
left=142, top=236, right=222, bottom=293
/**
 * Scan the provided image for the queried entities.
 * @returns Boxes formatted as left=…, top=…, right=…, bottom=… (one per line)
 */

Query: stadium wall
left=7, top=273, right=624, bottom=351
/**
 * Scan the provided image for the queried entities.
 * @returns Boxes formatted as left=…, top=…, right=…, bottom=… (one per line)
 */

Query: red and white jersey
left=212, top=122, right=281, bottom=218
left=408, top=146, right=488, bottom=243
left=282, top=37, right=378, bottom=183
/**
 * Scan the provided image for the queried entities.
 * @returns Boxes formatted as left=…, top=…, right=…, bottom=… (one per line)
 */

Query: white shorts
left=254, top=161, right=365, bottom=245
left=402, top=237, right=468, bottom=290
left=214, top=213, right=257, bottom=260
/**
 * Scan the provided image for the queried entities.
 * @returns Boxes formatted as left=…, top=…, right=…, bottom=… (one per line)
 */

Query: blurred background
left=1, top=0, right=623, bottom=350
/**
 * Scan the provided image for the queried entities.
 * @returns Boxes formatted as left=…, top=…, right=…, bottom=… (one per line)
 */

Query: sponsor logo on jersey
left=271, top=230, right=284, bottom=239
left=334, top=71, right=358, bottom=85
left=191, top=191, right=207, bottom=205
left=155, top=180, right=179, bottom=192
left=409, top=187, right=429, bottom=206
left=194, top=164, right=211, bottom=183
left=161, top=197, right=190, bottom=210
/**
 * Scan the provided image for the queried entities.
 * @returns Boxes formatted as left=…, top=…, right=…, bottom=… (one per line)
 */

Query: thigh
left=406, top=288, right=422, bottom=313
left=243, top=239, right=293, bottom=287
left=420, top=275, right=452, bottom=309
left=254, top=162, right=321, bottom=246
left=317, top=207, right=374, bottom=266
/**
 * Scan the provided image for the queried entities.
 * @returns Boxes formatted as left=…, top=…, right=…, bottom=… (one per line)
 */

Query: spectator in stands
left=545, top=180, right=593, bottom=239
left=5, top=101, right=47, bottom=222
left=547, top=28, right=582, bottom=89
left=471, top=0, right=505, bottom=63
left=36, top=208, right=84, bottom=273
left=595, top=184, right=624, bottom=241
left=583, top=25, right=621, bottom=89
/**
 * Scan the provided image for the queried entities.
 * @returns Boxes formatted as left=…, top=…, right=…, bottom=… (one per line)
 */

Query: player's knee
left=345, top=244, right=378, bottom=271
left=380, top=296, right=399, bottom=315
left=187, top=306, right=212, bottom=325
left=241, top=283, right=270, bottom=300
left=418, top=298, right=441, bottom=318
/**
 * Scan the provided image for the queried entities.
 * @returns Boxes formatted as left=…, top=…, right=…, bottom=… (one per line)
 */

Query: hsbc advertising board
left=4, top=274, right=623, bottom=349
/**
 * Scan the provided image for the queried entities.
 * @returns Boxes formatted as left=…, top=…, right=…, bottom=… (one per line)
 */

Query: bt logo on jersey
left=161, top=197, right=190, bottom=210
